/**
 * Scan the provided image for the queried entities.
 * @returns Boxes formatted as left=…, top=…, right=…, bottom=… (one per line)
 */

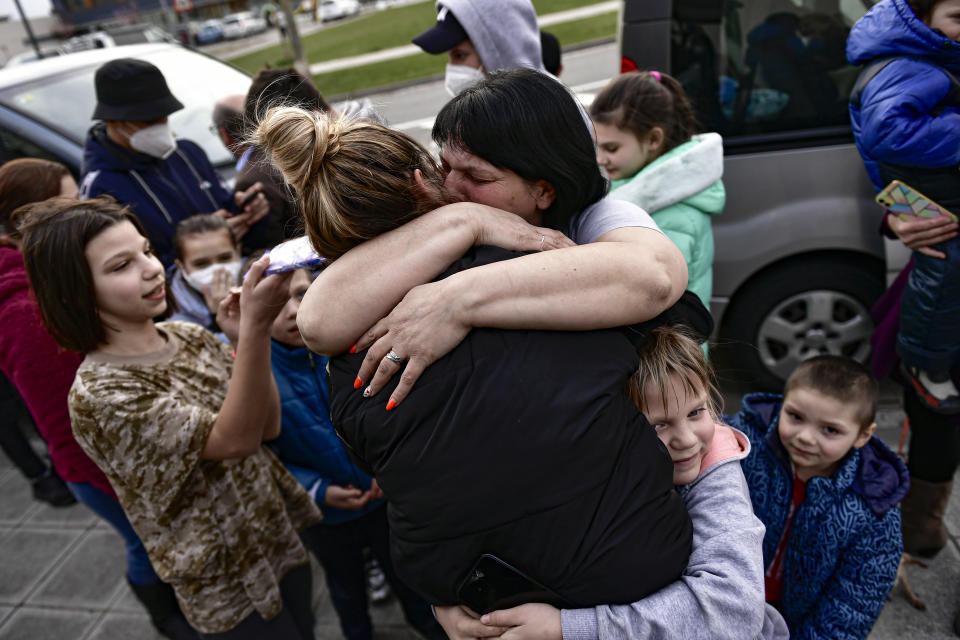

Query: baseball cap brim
left=412, top=8, right=468, bottom=54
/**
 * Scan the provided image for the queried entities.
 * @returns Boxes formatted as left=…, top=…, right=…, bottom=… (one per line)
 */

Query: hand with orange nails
left=354, top=277, right=470, bottom=410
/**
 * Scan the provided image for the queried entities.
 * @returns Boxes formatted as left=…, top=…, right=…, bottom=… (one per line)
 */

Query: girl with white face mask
left=168, top=214, right=243, bottom=343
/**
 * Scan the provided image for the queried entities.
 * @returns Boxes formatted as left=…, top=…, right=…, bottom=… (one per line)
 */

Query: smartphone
left=456, top=554, right=569, bottom=615
left=238, top=188, right=262, bottom=209
left=876, top=180, right=959, bottom=223
left=262, top=236, right=325, bottom=276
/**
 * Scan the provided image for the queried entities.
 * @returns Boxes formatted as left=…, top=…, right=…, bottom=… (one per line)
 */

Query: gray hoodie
left=438, top=0, right=545, bottom=73
left=561, top=425, right=789, bottom=640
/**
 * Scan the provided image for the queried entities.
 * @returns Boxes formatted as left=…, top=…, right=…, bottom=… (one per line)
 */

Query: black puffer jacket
left=329, top=246, right=694, bottom=607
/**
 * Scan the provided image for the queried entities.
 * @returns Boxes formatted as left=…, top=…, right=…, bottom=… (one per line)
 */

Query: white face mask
left=182, top=260, right=242, bottom=292
left=444, top=64, right=485, bottom=97
left=128, top=122, right=177, bottom=159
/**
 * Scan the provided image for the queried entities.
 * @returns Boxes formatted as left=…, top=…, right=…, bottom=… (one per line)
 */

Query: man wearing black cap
left=79, top=58, right=268, bottom=267
left=412, top=0, right=545, bottom=96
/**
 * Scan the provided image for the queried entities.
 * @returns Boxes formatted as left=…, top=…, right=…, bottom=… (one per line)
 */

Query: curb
left=324, top=36, right=617, bottom=101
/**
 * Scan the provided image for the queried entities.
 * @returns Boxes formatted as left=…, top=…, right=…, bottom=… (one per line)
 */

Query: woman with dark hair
left=254, top=102, right=696, bottom=618
left=0, top=159, right=198, bottom=639
left=297, top=69, right=688, bottom=409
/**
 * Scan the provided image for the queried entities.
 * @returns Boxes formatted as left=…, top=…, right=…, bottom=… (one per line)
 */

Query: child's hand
left=435, top=605, right=504, bottom=640
left=481, top=604, right=562, bottom=640
left=203, top=266, right=236, bottom=314
left=240, top=255, right=293, bottom=329
left=323, top=484, right=373, bottom=510
left=216, top=286, right=242, bottom=345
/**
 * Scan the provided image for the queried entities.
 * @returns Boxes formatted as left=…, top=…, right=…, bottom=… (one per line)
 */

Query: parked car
left=621, top=0, right=891, bottom=388
left=0, top=44, right=251, bottom=177
left=4, top=49, right=62, bottom=67
left=196, top=20, right=225, bottom=45
left=320, top=0, right=360, bottom=21
left=220, top=11, right=268, bottom=39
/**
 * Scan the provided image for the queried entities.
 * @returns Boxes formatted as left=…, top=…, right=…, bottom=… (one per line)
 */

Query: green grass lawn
left=227, top=0, right=613, bottom=75
left=312, top=10, right=616, bottom=98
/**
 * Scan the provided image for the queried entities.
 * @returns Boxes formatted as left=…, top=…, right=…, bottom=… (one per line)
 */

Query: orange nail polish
left=353, top=377, right=362, bottom=389
left=386, top=399, right=396, bottom=411
left=349, top=344, right=357, bottom=354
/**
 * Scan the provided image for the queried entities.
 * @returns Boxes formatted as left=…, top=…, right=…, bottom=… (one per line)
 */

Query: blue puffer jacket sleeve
left=856, top=60, right=960, bottom=170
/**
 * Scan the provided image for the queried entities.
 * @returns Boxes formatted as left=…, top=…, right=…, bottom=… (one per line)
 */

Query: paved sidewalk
left=0, top=448, right=423, bottom=640
left=1, top=399, right=957, bottom=639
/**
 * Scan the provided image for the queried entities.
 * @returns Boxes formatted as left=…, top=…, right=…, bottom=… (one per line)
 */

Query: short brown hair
left=627, top=326, right=722, bottom=420
left=253, top=106, right=452, bottom=260
left=19, top=196, right=149, bottom=354
left=173, top=213, right=238, bottom=262
left=0, top=158, right=70, bottom=239
left=784, top=355, right=878, bottom=430
left=244, top=68, right=332, bottom=130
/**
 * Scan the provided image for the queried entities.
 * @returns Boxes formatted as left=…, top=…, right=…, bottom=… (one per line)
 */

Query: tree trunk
left=281, top=0, right=308, bottom=78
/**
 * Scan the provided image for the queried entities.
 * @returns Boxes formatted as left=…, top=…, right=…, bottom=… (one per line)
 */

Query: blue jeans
left=67, top=481, right=159, bottom=586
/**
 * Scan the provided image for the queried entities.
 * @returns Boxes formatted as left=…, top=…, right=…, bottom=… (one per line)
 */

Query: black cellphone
left=238, top=188, right=262, bottom=209
left=456, top=554, right=569, bottom=615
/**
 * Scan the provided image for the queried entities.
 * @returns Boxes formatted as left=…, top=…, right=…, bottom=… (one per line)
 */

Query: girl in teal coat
left=592, top=71, right=725, bottom=309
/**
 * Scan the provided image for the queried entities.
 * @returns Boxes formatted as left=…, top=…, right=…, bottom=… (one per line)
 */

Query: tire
left=720, top=255, right=886, bottom=390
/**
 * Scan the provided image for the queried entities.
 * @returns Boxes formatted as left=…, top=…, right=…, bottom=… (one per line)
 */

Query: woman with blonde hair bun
left=286, top=69, right=690, bottom=412
left=253, top=89, right=706, bottom=618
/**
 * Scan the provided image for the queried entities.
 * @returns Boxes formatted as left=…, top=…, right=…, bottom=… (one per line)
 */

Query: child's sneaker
left=902, top=364, right=960, bottom=414
left=365, top=556, right=391, bottom=604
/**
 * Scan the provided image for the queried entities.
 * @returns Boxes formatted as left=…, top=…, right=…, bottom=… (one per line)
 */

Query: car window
left=0, top=126, right=70, bottom=168
left=0, top=48, right=250, bottom=168
left=672, top=0, right=880, bottom=138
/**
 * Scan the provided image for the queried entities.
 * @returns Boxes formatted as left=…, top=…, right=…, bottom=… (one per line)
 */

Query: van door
left=623, top=0, right=889, bottom=387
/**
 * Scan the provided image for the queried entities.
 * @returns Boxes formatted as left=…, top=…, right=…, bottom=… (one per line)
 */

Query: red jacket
left=0, top=246, right=115, bottom=497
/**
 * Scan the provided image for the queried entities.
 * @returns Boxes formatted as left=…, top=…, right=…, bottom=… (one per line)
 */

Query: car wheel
left=720, top=255, right=886, bottom=389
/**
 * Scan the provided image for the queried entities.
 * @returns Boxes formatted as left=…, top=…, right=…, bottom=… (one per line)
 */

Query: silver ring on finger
left=384, top=350, right=403, bottom=364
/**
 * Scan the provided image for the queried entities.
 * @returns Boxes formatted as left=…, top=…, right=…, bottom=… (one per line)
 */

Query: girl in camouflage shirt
left=19, top=196, right=322, bottom=639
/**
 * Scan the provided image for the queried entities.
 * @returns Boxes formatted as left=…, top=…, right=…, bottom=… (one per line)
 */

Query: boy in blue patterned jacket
left=726, top=355, right=909, bottom=640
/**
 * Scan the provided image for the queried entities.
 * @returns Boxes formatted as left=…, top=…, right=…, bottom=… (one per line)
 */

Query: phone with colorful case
left=876, top=180, right=959, bottom=223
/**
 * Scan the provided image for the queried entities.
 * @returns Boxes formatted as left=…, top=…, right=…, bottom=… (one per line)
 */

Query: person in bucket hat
left=80, top=58, right=269, bottom=266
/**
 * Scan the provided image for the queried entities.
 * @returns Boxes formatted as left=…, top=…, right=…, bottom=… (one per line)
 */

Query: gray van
left=620, top=0, right=895, bottom=387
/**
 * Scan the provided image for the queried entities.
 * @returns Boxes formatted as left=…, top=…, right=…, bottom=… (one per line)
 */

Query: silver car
left=621, top=0, right=894, bottom=387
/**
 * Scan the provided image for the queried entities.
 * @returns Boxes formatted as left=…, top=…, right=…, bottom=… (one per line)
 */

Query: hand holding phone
left=456, top=554, right=569, bottom=615
left=876, top=180, right=959, bottom=223
left=238, top=188, right=262, bottom=209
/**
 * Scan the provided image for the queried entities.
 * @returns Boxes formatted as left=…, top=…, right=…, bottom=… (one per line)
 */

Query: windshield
left=0, top=47, right=250, bottom=167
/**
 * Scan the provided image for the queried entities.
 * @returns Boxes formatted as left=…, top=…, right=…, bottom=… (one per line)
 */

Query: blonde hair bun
left=253, top=105, right=345, bottom=194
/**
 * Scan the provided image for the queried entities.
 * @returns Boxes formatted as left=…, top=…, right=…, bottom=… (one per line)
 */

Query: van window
left=672, top=0, right=879, bottom=140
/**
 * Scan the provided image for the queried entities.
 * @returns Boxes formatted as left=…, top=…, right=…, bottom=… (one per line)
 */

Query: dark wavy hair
left=20, top=196, right=158, bottom=353
left=432, top=68, right=607, bottom=232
